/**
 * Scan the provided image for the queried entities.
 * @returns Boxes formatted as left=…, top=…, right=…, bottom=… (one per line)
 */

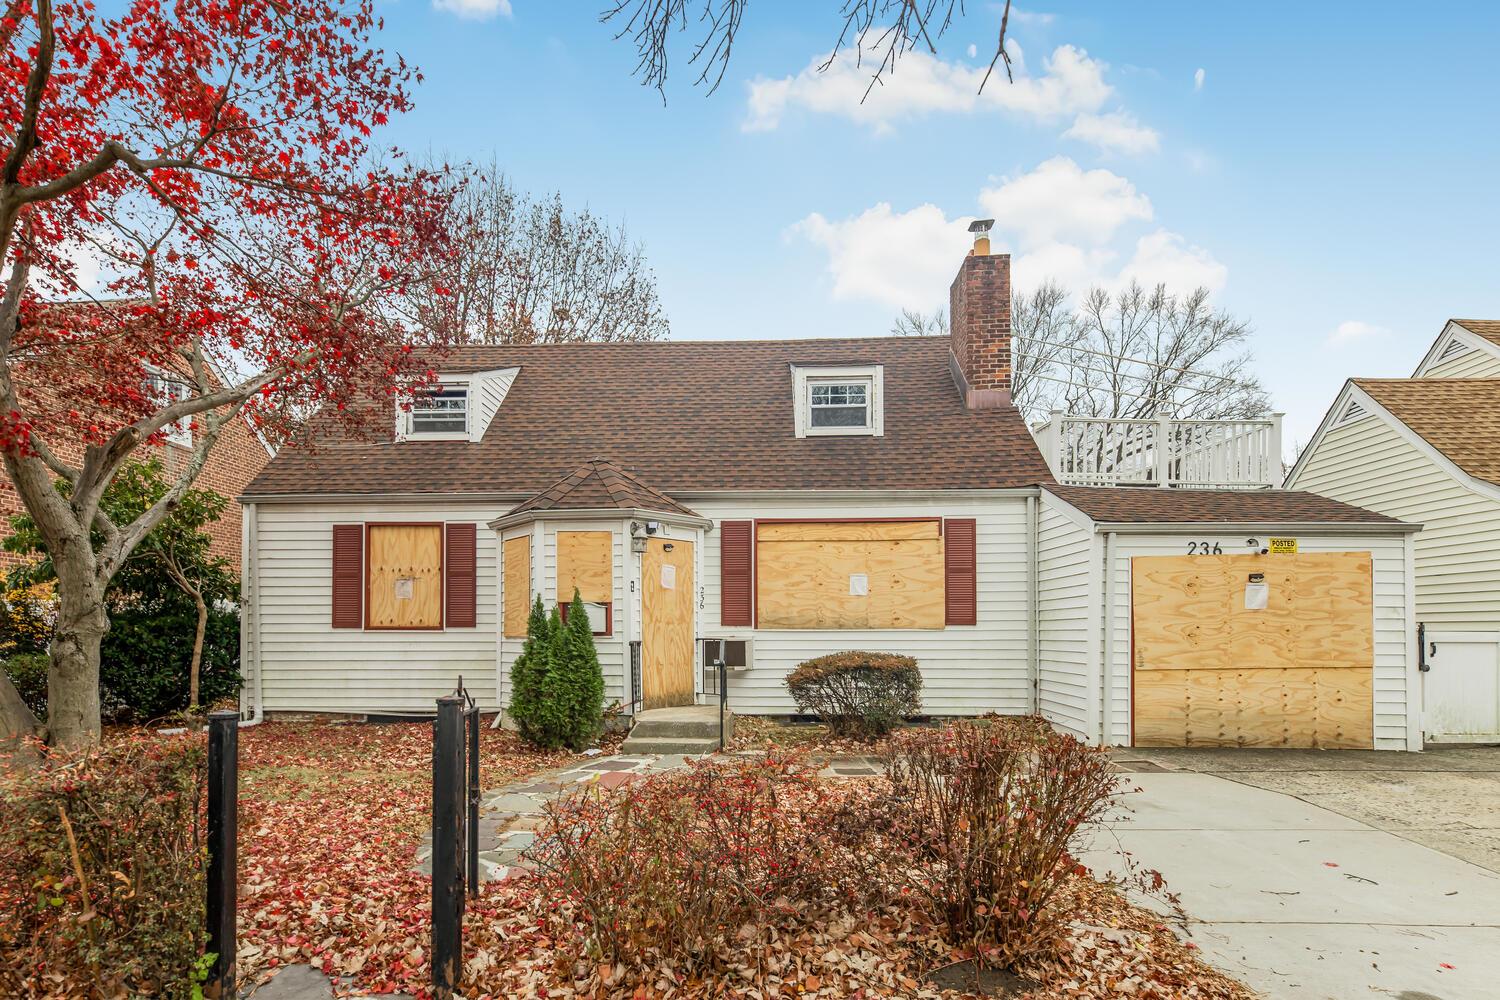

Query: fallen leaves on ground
left=235, top=722, right=1251, bottom=1000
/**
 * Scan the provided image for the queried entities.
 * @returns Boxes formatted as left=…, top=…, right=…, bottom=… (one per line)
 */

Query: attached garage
left=1036, top=486, right=1421, bottom=750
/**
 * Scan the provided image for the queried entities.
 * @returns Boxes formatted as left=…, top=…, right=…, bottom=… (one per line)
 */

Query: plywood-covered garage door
left=1132, top=553, right=1374, bottom=748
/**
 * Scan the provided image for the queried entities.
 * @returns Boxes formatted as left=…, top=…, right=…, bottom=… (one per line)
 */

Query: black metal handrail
left=628, top=640, right=643, bottom=715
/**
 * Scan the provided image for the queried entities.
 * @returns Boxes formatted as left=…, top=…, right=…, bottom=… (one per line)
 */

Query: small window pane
left=411, top=386, right=468, bottom=434
left=809, top=380, right=870, bottom=429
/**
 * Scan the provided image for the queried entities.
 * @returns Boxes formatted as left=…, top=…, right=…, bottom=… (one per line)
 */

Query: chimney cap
left=967, top=218, right=995, bottom=234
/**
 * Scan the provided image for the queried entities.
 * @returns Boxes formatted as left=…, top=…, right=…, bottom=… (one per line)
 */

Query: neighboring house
left=0, top=349, right=273, bottom=573
left=239, top=235, right=1420, bottom=749
left=1286, top=319, right=1500, bottom=743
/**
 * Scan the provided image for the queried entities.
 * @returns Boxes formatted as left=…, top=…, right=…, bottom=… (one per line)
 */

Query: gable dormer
left=791, top=364, right=885, bottom=438
left=1413, top=320, right=1500, bottom=379
left=396, top=366, right=518, bottom=443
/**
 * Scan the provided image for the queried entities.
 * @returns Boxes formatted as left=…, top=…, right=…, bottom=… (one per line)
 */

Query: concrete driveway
left=1080, top=748, right=1500, bottom=1000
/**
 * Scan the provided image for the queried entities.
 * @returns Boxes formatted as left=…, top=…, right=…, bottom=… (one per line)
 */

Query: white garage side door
left=1423, top=632, right=1500, bottom=742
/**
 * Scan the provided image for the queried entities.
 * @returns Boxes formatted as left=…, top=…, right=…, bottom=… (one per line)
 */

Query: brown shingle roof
left=242, top=336, right=1054, bottom=497
left=1045, top=485, right=1406, bottom=525
left=1354, top=378, right=1500, bottom=487
left=1454, top=319, right=1500, bottom=347
left=508, top=459, right=699, bottom=517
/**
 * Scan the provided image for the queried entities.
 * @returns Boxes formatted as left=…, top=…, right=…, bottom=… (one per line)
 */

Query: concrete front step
left=620, top=704, right=733, bottom=753
left=616, top=735, right=721, bottom=755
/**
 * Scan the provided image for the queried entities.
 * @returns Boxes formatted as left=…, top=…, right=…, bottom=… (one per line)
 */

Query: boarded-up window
left=366, top=524, right=444, bottom=629
left=445, top=523, right=477, bottom=628
left=556, top=531, right=612, bottom=604
left=720, top=520, right=753, bottom=627
left=755, top=520, right=944, bottom=630
left=944, top=518, right=977, bottom=626
left=502, top=534, right=532, bottom=638
left=331, top=524, right=364, bottom=628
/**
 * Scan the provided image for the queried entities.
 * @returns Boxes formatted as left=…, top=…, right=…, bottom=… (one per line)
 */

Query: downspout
left=1026, top=493, right=1040, bottom=715
left=239, top=502, right=265, bottom=728
left=1100, top=530, right=1117, bottom=746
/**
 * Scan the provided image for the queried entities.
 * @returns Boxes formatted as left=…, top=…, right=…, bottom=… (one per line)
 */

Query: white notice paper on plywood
left=660, top=564, right=676, bottom=590
left=1244, top=582, right=1268, bottom=610
left=849, top=573, right=869, bottom=596
left=394, top=577, right=415, bottom=600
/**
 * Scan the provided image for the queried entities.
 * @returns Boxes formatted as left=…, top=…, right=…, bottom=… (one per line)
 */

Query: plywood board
left=502, top=535, right=531, bottom=638
left=642, top=538, right=695, bottom=708
left=556, top=530, right=612, bottom=604
left=1132, top=552, right=1374, bottom=749
left=366, top=524, right=443, bottom=629
left=757, top=520, right=940, bottom=542
left=756, top=535, right=944, bottom=629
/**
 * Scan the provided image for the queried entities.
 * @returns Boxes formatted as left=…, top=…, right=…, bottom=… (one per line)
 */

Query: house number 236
left=1187, top=542, right=1223, bottom=555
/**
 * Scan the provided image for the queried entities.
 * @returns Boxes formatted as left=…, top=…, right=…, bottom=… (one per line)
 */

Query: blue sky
left=376, top=1, right=1500, bottom=448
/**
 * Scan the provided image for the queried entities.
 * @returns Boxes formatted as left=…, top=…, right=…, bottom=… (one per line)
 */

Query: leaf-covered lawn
left=235, top=720, right=573, bottom=995
left=235, top=722, right=1252, bottom=1000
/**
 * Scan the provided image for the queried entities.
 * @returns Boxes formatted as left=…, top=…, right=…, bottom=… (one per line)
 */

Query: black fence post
left=432, top=695, right=465, bottom=999
left=206, top=710, right=238, bottom=999
left=466, top=703, right=480, bottom=897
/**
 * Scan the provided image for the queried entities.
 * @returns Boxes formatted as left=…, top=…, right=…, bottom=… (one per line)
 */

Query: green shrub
left=0, top=733, right=208, bottom=998
left=100, top=596, right=241, bottom=721
left=508, top=595, right=555, bottom=745
left=785, top=651, right=922, bottom=738
left=2, top=652, right=49, bottom=720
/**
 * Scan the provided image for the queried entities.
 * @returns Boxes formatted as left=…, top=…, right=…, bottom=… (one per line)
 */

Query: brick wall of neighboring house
left=0, top=386, right=271, bottom=575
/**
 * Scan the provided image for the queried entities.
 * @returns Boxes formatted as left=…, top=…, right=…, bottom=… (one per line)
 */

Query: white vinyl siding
left=1424, top=346, right=1500, bottom=379
left=1035, top=497, right=1096, bottom=740
left=1290, top=415, right=1500, bottom=632
left=496, top=518, right=630, bottom=714
left=251, top=501, right=500, bottom=714
left=1101, top=532, right=1413, bottom=750
left=694, top=495, right=1031, bottom=716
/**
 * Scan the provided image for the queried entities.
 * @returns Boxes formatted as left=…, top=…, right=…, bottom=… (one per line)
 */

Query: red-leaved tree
left=0, top=0, right=457, bottom=749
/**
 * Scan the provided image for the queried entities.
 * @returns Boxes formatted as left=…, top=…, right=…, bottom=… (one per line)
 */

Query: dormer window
left=408, top=384, right=469, bottom=437
left=793, top=364, right=884, bottom=438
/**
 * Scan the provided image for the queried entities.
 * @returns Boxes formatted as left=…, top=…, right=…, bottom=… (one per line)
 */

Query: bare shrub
left=861, top=719, right=1125, bottom=966
left=785, top=651, right=921, bottom=738
left=526, top=753, right=840, bottom=970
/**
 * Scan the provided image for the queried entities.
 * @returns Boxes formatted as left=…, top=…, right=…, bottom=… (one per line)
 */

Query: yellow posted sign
left=1268, top=537, right=1298, bottom=554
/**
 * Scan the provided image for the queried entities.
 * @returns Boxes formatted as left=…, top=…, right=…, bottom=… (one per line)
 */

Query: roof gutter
left=487, top=507, right=715, bottom=532
left=1090, top=520, right=1422, bottom=535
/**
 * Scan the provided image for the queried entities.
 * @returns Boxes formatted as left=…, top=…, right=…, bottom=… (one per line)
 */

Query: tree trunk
left=47, top=572, right=109, bottom=750
left=0, top=669, right=43, bottom=771
left=189, top=589, right=207, bottom=710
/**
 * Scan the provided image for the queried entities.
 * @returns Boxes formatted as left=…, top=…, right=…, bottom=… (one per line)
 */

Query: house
left=1286, top=319, right=1500, bottom=743
left=0, top=331, right=273, bottom=573
left=238, top=232, right=1420, bottom=749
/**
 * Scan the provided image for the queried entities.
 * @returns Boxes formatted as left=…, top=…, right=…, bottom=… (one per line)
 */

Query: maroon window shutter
left=445, top=522, right=477, bottom=628
left=944, top=518, right=977, bottom=626
left=331, top=524, right=364, bottom=628
left=720, top=520, right=753, bottom=627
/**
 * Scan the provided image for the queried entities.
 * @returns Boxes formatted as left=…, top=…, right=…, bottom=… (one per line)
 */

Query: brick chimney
left=949, top=219, right=1012, bottom=409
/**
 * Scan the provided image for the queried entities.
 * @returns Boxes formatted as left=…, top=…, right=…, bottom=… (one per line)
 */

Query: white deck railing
left=1033, top=411, right=1285, bottom=489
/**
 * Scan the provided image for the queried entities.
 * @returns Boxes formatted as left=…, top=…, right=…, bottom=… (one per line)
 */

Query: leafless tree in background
left=892, top=280, right=1268, bottom=422
left=410, top=167, right=669, bottom=344
left=602, top=0, right=1014, bottom=98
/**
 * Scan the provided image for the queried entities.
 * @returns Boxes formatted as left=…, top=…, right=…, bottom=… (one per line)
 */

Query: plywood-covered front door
left=642, top=537, right=695, bottom=708
left=1131, top=553, right=1374, bottom=748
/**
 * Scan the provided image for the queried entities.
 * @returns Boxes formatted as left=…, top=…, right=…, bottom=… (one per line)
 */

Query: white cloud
left=1193, top=67, right=1205, bottom=91
left=744, top=44, right=1111, bottom=132
left=1063, top=109, right=1160, bottom=154
left=1328, top=320, right=1390, bottom=346
left=790, top=157, right=1225, bottom=311
left=967, top=43, right=978, bottom=59
left=1118, top=230, right=1227, bottom=293
left=1009, top=6, right=1057, bottom=26
left=978, top=156, right=1152, bottom=247
left=432, top=0, right=511, bottom=19
left=790, top=204, right=972, bottom=310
